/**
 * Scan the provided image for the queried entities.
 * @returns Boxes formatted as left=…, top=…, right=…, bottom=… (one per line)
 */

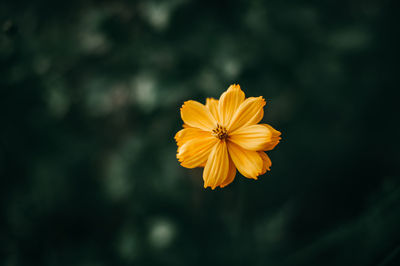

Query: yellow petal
left=205, top=98, right=220, bottom=123
left=181, top=100, right=216, bottom=131
left=228, top=96, right=266, bottom=132
left=177, top=135, right=218, bottom=168
left=229, top=124, right=280, bottom=151
left=218, top=84, right=245, bottom=127
left=219, top=156, right=237, bottom=188
left=203, top=140, right=229, bottom=189
left=250, top=107, right=264, bottom=127
left=260, top=124, right=281, bottom=151
left=227, top=142, right=263, bottom=179
left=175, top=127, right=211, bottom=147
left=258, top=151, right=272, bottom=175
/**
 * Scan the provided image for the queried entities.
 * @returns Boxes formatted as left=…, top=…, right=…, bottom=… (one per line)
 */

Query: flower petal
left=260, top=124, right=281, bottom=151
left=181, top=100, right=217, bottom=131
left=258, top=151, right=272, bottom=175
left=227, top=142, right=263, bottom=179
left=203, top=140, right=229, bottom=189
left=218, top=84, right=245, bottom=127
left=229, top=124, right=281, bottom=151
left=228, top=96, right=266, bottom=132
left=177, top=134, right=218, bottom=169
left=206, top=98, right=220, bottom=123
left=175, top=127, right=211, bottom=147
left=219, top=156, right=237, bottom=188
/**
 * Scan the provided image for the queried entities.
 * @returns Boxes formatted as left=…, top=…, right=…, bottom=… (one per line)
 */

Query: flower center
left=212, top=124, right=228, bottom=140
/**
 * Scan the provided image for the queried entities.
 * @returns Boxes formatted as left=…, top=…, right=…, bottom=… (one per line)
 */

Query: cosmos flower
left=175, top=84, right=281, bottom=189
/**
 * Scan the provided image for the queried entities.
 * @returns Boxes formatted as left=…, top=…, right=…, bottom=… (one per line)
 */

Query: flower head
left=175, top=84, right=281, bottom=189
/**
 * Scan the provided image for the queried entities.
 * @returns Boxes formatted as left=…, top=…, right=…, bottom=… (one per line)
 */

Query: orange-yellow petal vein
left=177, top=134, right=218, bottom=168
left=206, top=98, right=221, bottom=123
left=228, top=96, right=266, bottom=132
left=175, top=127, right=211, bottom=147
left=203, top=140, right=229, bottom=189
left=219, top=156, right=236, bottom=188
left=218, top=84, right=245, bottom=127
left=227, top=142, right=263, bottom=179
left=181, top=100, right=216, bottom=131
left=259, top=124, right=281, bottom=151
left=229, top=124, right=280, bottom=151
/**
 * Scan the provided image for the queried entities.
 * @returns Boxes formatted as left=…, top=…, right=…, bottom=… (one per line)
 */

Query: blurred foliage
left=1, top=0, right=399, bottom=265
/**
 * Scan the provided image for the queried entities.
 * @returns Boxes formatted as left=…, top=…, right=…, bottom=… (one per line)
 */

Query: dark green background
left=1, top=0, right=399, bottom=265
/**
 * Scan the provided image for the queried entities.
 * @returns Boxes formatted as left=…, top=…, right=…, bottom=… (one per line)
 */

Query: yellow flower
left=175, top=84, right=281, bottom=189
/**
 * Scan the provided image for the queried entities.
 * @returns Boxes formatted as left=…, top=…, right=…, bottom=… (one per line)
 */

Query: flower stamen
left=212, top=124, right=228, bottom=140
